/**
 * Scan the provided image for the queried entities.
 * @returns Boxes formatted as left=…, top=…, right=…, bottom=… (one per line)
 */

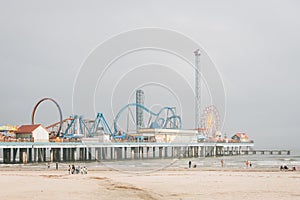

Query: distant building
left=15, top=124, right=49, bottom=142
left=231, top=133, right=250, bottom=143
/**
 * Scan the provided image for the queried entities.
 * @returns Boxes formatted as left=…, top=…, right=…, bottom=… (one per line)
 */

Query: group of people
left=186, top=159, right=297, bottom=171
left=280, top=165, right=296, bottom=171
left=68, top=165, right=88, bottom=175
left=188, top=161, right=197, bottom=168
left=246, top=160, right=252, bottom=168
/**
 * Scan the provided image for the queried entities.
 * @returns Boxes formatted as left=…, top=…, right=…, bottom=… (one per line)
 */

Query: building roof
left=15, top=124, right=49, bottom=134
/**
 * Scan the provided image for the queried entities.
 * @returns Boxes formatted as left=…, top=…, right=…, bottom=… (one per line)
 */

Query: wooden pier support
left=1, top=143, right=278, bottom=164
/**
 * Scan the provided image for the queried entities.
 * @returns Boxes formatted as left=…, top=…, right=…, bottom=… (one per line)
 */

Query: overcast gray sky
left=1, top=0, right=299, bottom=151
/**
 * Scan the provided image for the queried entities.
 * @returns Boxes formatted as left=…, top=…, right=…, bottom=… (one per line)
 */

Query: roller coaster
left=31, top=97, right=226, bottom=143
left=32, top=98, right=182, bottom=141
left=113, top=103, right=182, bottom=134
left=46, top=105, right=181, bottom=141
left=47, top=113, right=115, bottom=140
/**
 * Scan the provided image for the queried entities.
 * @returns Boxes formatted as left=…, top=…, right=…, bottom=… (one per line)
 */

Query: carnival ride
left=32, top=97, right=63, bottom=137
left=31, top=98, right=114, bottom=139
left=46, top=113, right=116, bottom=140
left=113, top=103, right=182, bottom=134
left=30, top=98, right=224, bottom=143
left=55, top=105, right=181, bottom=141
left=200, top=105, right=221, bottom=139
left=7, top=96, right=231, bottom=144
left=31, top=96, right=182, bottom=141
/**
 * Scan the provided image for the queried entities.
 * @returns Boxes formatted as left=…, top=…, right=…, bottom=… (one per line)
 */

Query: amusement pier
left=0, top=50, right=259, bottom=164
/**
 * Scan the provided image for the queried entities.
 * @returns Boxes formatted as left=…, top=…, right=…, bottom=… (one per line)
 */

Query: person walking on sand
left=71, top=165, right=75, bottom=174
left=188, top=161, right=192, bottom=168
left=246, top=160, right=249, bottom=168
left=221, top=159, right=224, bottom=167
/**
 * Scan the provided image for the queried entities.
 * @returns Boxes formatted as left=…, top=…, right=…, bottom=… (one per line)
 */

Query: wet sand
left=0, top=166, right=300, bottom=200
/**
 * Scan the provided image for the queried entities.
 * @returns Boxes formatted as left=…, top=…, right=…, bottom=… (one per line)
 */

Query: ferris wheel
left=200, top=105, right=221, bottom=138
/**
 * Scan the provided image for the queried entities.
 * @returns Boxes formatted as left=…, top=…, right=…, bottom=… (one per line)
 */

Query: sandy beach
left=0, top=165, right=300, bottom=200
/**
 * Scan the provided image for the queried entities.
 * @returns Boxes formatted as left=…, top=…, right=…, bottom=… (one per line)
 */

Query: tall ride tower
left=136, top=89, right=145, bottom=130
left=194, top=49, right=201, bottom=130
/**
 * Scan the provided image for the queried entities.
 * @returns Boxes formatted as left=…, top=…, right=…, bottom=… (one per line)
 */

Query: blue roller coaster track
left=63, top=113, right=116, bottom=140
left=113, top=103, right=182, bottom=134
left=60, top=104, right=181, bottom=140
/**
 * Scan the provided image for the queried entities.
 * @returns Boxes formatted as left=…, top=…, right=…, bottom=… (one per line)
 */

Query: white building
left=136, top=128, right=198, bottom=143
left=15, top=124, right=49, bottom=142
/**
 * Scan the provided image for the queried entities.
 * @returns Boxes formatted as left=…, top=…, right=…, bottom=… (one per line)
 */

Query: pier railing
left=0, top=138, right=34, bottom=142
left=242, top=149, right=291, bottom=155
left=0, top=138, right=254, bottom=144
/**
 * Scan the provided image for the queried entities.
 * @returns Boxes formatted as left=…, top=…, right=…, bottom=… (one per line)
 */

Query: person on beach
left=189, top=161, right=192, bottom=168
left=246, top=160, right=249, bottom=168
left=68, top=165, right=71, bottom=174
left=83, top=166, right=88, bottom=174
left=221, top=159, right=224, bottom=167
left=249, top=161, right=252, bottom=167
left=76, top=166, right=80, bottom=174
left=293, top=166, right=296, bottom=171
left=71, top=165, right=75, bottom=174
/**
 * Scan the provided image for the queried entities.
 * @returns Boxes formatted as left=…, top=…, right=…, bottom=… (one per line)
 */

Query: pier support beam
left=13, top=148, right=18, bottom=163
left=4, top=148, right=10, bottom=163
left=0, top=148, right=3, bottom=163
left=159, top=147, right=163, bottom=158
left=134, top=147, right=139, bottom=159
left=116, top=147, right=122, bottom=160
left=131, top=148, right=135, bottom=159
left=0, top=144, right=258, bottom=163
left=19, top=148, right=28, bottom=164
left=139, top=147, right=143, bottom=159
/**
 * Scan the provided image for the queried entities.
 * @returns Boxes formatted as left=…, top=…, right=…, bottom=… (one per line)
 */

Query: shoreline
left=0, top=162, right=298, bottom=173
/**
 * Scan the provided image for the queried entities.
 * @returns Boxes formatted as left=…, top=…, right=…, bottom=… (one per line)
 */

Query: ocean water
left=193, top=154, right=300, bottom=169
left=78, top=152, right=300, bottom=173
